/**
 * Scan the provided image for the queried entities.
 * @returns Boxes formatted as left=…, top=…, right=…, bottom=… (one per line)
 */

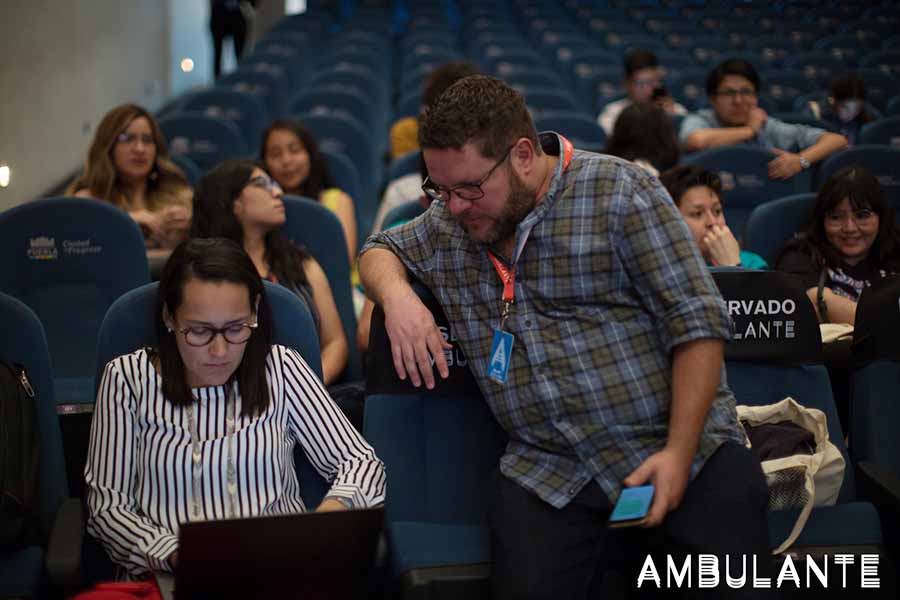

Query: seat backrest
left=711, top=268, right=855, bottom=501
left=217, top=69, right=288, bottom=117
left=287, top=88, right=378, bottom=132
left=814, top=145, right=900, bottom=209
left=294, top=112, right=378, bottom=200
left=859, top=116, right=900, bottom=147
left=158, top=113, right=248, bottom=174
left=169, top=153, right=201, bottom=186
left=533, top=111, right=607, bottom=152
left=0, top=197, right=151, bottom=405
left=181, top=89, right=268, bottom=150
left=364, top=282, right=507, bottom=524
left=281, top=195, right=361, bottom=381
left=743, top=193, right=816, bottom=265
left=95, top=281, right=328, bottom=506
left=682, top=147, right=812, bottom=239
left=0, top=292, right=67, bottom=532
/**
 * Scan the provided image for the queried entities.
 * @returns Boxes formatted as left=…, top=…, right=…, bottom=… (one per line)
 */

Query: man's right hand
left=383, top=287, right=452, bottom=389
left=747, top=107, right=768, bottom=133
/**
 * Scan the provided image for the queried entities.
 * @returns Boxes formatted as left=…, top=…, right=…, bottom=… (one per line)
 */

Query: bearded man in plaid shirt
left=360, top=75, right=772, bottom=599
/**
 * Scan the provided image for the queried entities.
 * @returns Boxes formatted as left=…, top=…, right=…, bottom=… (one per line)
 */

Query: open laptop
left=166, top=507, right=384, bottom=599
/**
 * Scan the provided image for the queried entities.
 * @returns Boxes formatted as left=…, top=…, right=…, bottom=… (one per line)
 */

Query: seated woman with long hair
left=775, top=165, right=900, bottom=325
left=85, top=238, right=385, bottom=579
left=660, top=165, right=767, bottom=269
left=260, top=119, right=358, bottom=264
left=68, top=103, right=192, bottom=250
left=191, top=160, right=349, bottom=384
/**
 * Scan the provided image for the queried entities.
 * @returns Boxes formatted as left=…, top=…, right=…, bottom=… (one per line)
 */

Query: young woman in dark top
left=191, top=160, right=349, bottom=383
left=775, top=165, right=900, bottom=325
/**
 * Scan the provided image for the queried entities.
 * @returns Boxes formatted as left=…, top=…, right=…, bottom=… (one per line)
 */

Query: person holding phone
left=597, top=49, right=688, bottom=135
left=360, top=75, right=771, bottom=598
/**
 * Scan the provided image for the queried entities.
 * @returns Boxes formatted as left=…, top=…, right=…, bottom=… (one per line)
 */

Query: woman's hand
left=316, top=498, right=349, bottom=513
left=129, top=209, right=164, bottom=241
left=702, top=224, right=742, bottom=266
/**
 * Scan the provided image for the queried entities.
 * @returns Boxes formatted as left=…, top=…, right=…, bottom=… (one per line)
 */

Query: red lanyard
left=485, top=135, right=574, bottom=325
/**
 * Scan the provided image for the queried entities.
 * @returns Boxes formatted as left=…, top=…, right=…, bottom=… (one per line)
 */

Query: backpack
left=0, top=359, right=41, bottom=551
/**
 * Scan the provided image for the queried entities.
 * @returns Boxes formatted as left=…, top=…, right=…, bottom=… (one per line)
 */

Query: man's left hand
left=768, top=149, right=803, bottom=180
left=623, top=446, right=693, bottom=527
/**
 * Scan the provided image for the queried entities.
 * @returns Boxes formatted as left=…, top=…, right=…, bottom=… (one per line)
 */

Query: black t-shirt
left=775, top=247, right=893, bottom=302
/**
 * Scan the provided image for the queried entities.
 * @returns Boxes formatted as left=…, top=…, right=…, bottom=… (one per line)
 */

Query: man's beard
left=459, top=169, right=537, bottom=248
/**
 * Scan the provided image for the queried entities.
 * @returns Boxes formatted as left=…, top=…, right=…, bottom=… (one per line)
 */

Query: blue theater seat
left=743, top=193, right=817, bottom=265
left=281, top=195, right=361, bottom=382
left=158, top=113, right=248, bottom=174
left=363, top=282, right=506, bottom=598
left=0, top=197, right=150, bottom=405
left=711, top=269, right=886, bottom=564
left=0, top=293, right=81, bottom=598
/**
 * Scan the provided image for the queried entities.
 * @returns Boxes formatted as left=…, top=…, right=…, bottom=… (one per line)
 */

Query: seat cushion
left=389, top=521, right=491, bottom=576
left=0, top=546, right=44, bottom=598
left=769, top=502, right=883, bottom=549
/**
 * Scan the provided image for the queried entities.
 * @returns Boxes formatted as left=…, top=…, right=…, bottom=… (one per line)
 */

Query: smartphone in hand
left=608, top=485, right=655, bottom=528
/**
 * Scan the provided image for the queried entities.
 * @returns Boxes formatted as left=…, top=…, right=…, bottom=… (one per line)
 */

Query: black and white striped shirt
left=85, top=345, right=385, bottom=577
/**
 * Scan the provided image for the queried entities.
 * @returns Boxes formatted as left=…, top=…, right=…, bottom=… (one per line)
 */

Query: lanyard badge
left=484, top=134, right=574, bottom=385
left=487, top=252, right=515, bottom=384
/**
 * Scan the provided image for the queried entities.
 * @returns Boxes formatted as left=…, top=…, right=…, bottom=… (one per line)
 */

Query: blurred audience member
left=775, top=165, right=900, bottom=325
left=69, top=104, right=192, bottom=250
left=192, top=160, right=349, bottom=384
left=803, top=72, right=877, bottom=146
left=660, top=165, right=767, bottom=269
left=597, top=49, right=687, bottom=135
left=261, top=120, right=357, bottom=264
left=603, top=102, right=680, bottom=176
left=680, top=58, right=847, bottom=180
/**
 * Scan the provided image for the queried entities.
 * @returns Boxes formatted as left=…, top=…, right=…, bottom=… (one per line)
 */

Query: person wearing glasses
left=679, top=58, right=848, bottom=180
left=597, top=49, right=687, bottom=136
left=359, top=75, right=771, bottom=598
left=191, top=160, right=349, bottom=385
left=84, top=238, right=385, bottom=579
left=69, top=104, right=193, bottom=250
left=775, top=166, right=900, bottom=325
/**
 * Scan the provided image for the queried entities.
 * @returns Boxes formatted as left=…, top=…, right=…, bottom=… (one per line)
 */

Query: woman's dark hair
left=190, top=159, right=310, bottom=294
left=623, top=49, right=659, bottom=78
left=604, top=102, right=680, bottom=172
left=659, top=165, right=722, bottom=207
left=829, top=72, right=874, bottom=124
left=155, top=238, right=274, bottom=416
left=259, top=119, right=335, bottom=198
left=784, top=166, right=900, bottom=269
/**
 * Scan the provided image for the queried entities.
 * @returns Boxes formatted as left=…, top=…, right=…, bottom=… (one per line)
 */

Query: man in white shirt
left=597, top=49, right=687, bottom=135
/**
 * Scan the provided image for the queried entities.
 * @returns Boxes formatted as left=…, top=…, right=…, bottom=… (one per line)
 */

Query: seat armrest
left=856, top=460, right=900, bottom=575
left=856, top=461, right=900, bottom=508
left=45, top=497, right=85, bottom=589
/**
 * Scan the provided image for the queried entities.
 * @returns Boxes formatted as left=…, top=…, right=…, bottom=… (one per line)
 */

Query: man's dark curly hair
left=418, top=75, right=541, bottom=160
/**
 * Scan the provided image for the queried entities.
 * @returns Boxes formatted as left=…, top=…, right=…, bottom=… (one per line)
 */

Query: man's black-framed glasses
left=421, top=143, right=516, bottom=203
left=176, top=321, right=258, bottom=347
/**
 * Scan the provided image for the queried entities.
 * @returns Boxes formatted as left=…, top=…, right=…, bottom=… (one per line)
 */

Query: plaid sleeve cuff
left=658, top=293, right=733, bottom=353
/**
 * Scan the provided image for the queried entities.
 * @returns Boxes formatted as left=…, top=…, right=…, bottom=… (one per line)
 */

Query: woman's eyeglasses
left=175, top=322, right=258, bottom=347
left=824, top=208, right=877, bottom=227
left=116, top=132, right=156, bottom=146
left=247, top=174, right=282, bottom=195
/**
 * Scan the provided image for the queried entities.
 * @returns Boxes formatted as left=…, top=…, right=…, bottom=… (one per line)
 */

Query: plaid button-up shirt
left=362, top=133, right=745, bottom=508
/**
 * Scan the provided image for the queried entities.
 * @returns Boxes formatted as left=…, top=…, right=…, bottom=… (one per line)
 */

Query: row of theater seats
left=5, top=268, right=898, bottom=597
left=0, top=194, right=361, bottom=409
left=148, top=1, right=900, bottom=247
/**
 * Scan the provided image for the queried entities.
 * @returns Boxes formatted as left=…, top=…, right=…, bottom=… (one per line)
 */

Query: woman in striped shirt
left=84, top=238, right=385, bottom=578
